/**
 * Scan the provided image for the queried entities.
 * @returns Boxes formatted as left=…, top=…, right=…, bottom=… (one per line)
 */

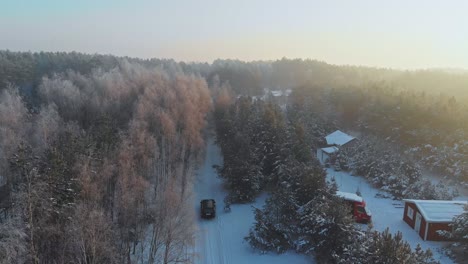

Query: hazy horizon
left=1, top=0, right=468, bottom=70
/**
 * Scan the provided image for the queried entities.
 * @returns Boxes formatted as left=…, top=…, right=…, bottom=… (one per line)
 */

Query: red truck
left=336, top=191, right=372, bottom=223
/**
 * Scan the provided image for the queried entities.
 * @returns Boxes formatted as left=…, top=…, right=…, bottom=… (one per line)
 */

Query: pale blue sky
left=1, top=0, right=467, bottom=69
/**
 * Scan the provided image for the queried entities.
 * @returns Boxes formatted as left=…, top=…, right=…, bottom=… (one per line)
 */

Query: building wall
left=319, top=149, right=329, bottom=162
left=403, top=202, right=429, bottom=240
left=341, top=138, right=357, bottom=149
left=403, top=202, right=417, bottom=228
left=419, top=217, right=427, bottom=240
left=427, top=222, right=452, bottom=241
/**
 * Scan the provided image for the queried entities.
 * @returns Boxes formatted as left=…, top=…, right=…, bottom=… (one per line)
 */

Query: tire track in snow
left=216, top=213, right=229, bottom=264
left=216, top=216, right=225, bottom=264
left=218, top=210, right=233, bottom=264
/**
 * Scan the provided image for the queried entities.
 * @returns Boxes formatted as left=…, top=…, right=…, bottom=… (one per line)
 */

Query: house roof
left=403, top=199, right=468, bottom=223
left=270, top=89, right=292, bottom=97
left=325, top=130, right=355, bottom=146
left=336, top=191, right=363, bottom=203
left=321, top=146, right=339, bottom=154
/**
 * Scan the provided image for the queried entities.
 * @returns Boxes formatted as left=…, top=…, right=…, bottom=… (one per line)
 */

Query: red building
left=403, top=199, right=467, bottom=241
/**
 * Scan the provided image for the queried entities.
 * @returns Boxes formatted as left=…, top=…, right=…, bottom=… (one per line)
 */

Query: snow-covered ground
left=190, top=138, right=463, bottom=263
left=192, top=138, right=313, bottom=264
left=319, top=151, right=459, bottom=264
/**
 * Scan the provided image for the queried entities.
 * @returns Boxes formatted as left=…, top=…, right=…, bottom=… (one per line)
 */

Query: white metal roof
left=336, top=191, right=363, bottom=203
left=325, top=130, right=355, bottom=146
left=321, top=146, right=339, bottom=154
left=270, top=89, right=292, bottom=97
left=403, top=199, right=467, bottom=223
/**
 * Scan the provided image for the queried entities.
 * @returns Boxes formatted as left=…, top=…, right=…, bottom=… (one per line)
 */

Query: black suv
left=200, top=199, right=216, bottom=218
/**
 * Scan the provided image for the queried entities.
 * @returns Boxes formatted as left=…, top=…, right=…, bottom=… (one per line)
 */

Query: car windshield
left=204, top=200, right=214, bottom=208
left=357, top=206, right=366, bottom=214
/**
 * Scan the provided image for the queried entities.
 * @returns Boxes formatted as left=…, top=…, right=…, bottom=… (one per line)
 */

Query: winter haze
left=1, top=0, right=468, bottom=69
left=0, top=1, right=467, bottom=264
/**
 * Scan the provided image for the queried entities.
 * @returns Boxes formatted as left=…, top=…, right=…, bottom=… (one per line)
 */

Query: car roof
left=201, top=199, right=215, bottom=206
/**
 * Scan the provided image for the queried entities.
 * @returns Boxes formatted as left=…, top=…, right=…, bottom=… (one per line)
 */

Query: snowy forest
left=0, top=51, right=212, bottom=263
left=0, top=50, right=467, bottom=263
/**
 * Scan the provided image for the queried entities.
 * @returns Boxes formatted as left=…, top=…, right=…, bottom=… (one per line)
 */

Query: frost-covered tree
left=246, top=152, right=351, bottom=261
left=334, top=229, right=438, bottom=264
left=442, top=205, right=468, bottom=250
left=1, top=59, right=212, bottom=263
left=0, top=86, right=29, bottom=185
left=342, top=136, right=454, bottom=200
left=246, top=206, right=291, bottom=254
left=298, top=190, right=357, bottom=261
left=0, top=216, right=27, bottom=264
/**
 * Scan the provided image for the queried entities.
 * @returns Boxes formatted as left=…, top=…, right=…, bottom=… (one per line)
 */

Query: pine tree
left=450, top=205, right=468, bottom=248
left=298, top=191, right=357, bottom=261
left=332, top=230, right=370, bottom=264
left=366, top=229, right=439, bottom=264
left=246, top=206, right=291, bottom=253
left=411, top=244, right=439, bottom=264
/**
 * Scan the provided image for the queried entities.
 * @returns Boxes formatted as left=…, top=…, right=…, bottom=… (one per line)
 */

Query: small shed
left=403, top=199, right=467, bottom=241
left=320, top=146, right=339, bottom=161
left=325, top=130, right=356, bottom=148
left=319, top=130, right=356, bottom=162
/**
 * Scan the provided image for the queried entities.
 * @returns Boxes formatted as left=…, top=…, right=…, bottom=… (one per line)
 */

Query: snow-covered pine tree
left=297, top=188, right=357, bottom=261
left=450, top=205, right=468, bottom=249
left=366, top=229, right=438, bottom=264
left=258, top=102, right=287, bottom=185
left=223, top=158, right=262, bottom=203
left=332, top=229, right=371, bottom=264
left=246, top=153, right=330, bottom=255
left=288, top=120, right=312, bottom=163
left=411, top=244, right=439, bottom=264
left=333, top=229, right=439, bottom=264
left=404, top=179, right=454, bottom=200
left=245, top=165, right=301, bottom=254
left=245, top=206, right=290, bottom=254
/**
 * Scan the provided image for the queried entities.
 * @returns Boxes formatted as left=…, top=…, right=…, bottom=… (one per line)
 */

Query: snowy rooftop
left=270, top=89, right=292, bottom=97
left=321, top=146, right=339, bottom=154
left=325, top=130, right=355, bottom=146
left=336, top=191, right=363, bottom=203
left=404, top=199, right=468, bottom=223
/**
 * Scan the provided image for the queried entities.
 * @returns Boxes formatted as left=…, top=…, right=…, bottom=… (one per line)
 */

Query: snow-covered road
left=192, top=138, right=312, bottom=264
